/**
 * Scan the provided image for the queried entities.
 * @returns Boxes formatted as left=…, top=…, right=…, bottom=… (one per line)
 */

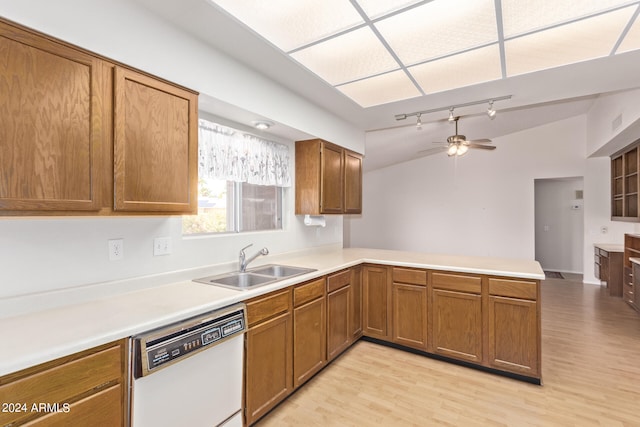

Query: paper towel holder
left=304, top=215, right=326, bottom=227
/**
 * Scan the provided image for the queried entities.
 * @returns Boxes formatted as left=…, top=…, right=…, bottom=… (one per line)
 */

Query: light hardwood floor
left=255, top=277, right=640, bottom=426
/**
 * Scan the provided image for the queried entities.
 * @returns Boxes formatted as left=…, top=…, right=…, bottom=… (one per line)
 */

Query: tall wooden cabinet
left=0, top=17, right=198, bottom=216
left=612, top=143, right=640, bottom=221
left=623, top=234, right=640, bottom=311
left=295, top=139, right=362, bottom=215
left=0, top=19, right=107, bottom=212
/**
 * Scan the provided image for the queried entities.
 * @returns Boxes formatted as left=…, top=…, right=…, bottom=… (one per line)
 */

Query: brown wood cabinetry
left=624, top=234, right=640, bottom=311
left=350, top=266, right=363, bottom=341
left=0, top=18, right=198, bottom=216
left=113, top=67, right=198, bottom=213
left=430, top=272, right=483, bottom=363
left=245, top=289, right=293, bottom=425
left=293, top=278, right=326, bottom=388
left=0, top=19, right=107, bottom=212
left=392, top=267, right=428, bottom=350
left=295, top=139, right=363, bottom=215
left=362, top=265, right=391, bottom=339
left=594, top=246, right=623, bottom=297
left=327, top=269, right=351, bottom=361
left=0, top=340, right=127, bottom=427
left=612, top=143, right=640, bottom=221
left=487, top=278, right=540, bottom=377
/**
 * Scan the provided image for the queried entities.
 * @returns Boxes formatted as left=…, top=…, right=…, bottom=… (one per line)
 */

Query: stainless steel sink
left=194, top=264, right=316, bottom=290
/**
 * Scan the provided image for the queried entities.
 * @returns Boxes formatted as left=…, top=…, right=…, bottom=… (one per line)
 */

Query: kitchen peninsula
left=0, top=247, right=543, bottom=426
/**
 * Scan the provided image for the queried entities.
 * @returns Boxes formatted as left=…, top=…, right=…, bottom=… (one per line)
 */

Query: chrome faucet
left=239, top=244, right=269, bottom=272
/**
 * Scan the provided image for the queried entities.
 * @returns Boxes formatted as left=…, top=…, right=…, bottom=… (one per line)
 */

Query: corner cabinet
left=612, top=143, right=640, bottom=221
left=295, top=139, right=362, bottom=215
left=113, top=67, right=198, bottom=213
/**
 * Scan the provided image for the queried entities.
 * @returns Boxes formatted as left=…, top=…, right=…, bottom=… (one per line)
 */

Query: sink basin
left=194, top=264, right=317, bottom=291
left=248, top=264, right=315, bottom=278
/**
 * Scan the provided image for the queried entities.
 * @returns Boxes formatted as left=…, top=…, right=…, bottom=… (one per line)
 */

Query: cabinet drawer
left=0, top=345, right=122, bottom=426
left=293, top=278, right=325, bottom=307
left=327, top=269, right=351, bottom=293
left=431, top=272, right=482, bottom=294
left=247, top=289, right=291, bottom=327
left=393, top=267, right=427, bottom=286
left=489, top=278, right=537, bottom=300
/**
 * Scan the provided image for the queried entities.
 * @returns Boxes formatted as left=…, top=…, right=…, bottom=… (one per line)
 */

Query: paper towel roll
left=304, top=215, right=326, bottom=227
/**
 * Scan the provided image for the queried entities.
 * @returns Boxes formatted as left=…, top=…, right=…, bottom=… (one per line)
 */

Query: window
left=183, top=119, right=290, bottom=235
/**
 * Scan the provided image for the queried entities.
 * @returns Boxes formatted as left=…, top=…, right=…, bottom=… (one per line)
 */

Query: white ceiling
left=132, top=0, right=640, bottom=171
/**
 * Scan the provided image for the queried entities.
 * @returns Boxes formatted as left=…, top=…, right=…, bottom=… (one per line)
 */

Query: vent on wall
left=575, top=190, right=583, bottom=200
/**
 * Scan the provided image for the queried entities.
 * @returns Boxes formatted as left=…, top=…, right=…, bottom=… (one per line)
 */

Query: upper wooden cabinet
left=113, top=67, right=198, bottom=213
left=0, top=19, right=107, bottom=212
left=0, top=18, right=198, bottom=216
left=295, top=139, right=363, bottom=215
left=612, top=143, right=640, bottom=221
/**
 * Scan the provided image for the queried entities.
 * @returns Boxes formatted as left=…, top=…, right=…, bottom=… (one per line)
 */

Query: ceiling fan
left=419, top=116, right=496, bottom=157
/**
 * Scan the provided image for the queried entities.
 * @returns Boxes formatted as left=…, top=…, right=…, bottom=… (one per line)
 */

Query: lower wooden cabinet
left=0, top=340, right=126, bottom=427
left=245, top=290, right=293, bottom=426
left=350, top=266, right=363, bottom=341
left=392, top=267, right=428, bottom=350
left=327, top=270, right=352, bottom=361
left=293, top=279, right=326, bottom=388
left=363, top=265, right=391, bottom=339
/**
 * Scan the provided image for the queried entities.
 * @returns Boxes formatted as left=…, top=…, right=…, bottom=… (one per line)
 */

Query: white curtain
left=198, top=119, right=292, bottom=187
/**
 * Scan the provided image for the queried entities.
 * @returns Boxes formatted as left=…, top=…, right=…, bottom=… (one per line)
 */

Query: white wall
left=347, top=116, right=587, bottom=260
left=534, top=178, right=584, bottom=274
left=0, top=1, right=353, bottom=300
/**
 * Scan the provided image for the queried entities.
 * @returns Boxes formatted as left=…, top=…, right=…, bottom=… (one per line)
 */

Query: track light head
left=416, top=113, right=422, bottom=130
left=448, top=108, right=455, bottom=122
left=487, top=101, right=496, bottom=120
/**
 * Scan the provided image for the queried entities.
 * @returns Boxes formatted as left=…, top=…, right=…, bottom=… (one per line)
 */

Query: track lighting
left=487, top=101, right=496, bottom=120
left=416, top=113, right=422, bottom=130
left=448, top=108, right=455, bottom=122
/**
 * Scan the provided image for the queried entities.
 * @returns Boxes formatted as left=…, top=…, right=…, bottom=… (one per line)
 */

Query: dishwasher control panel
left=133, top=303, right=246, bottom=377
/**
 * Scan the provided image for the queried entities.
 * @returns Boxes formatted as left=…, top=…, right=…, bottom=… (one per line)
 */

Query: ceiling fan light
left=457, top=144, right=469, bottom=156
left=447, top=143, right=458, bottom=156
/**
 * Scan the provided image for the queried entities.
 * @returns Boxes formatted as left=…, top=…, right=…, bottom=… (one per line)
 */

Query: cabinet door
left=113, top=67, right=197, bottom=213
left=363, top=266, right=390, bottom=339
left=327, top=286, right=350, bottom=361
left=0, top=22, right=105, bottom=212
left=350, top=266, right=363, bottom=341
left=320, top=143, right=343, bottom=214
left=245, top=312, right=292, bottom=425
left=392, top=283, right=427, bottom=350
left=293, top=297, right=326, bottom=388
left=431, top=289, right=482, bottom=363
left=488, top=296, right=539, bottom=377
left=344, top=150, right=362, bottom=214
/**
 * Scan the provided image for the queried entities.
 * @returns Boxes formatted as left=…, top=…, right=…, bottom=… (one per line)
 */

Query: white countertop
left=594, top=243, right=625, bottom=252
left=0, top=247, right=543, bottom=377
left=630, top=257, right=640, bottom=265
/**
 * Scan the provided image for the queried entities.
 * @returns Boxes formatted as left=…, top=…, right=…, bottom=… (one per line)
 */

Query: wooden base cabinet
left=293, top=279, right=326, bottom=388
left=327, top=270, right=351, bottom=361
left=245, top=290, right=293, bottom=426
left=363, top=265, right=391, bottom=339
left=350, top=266, right=363, bottom=341
left=0, top=340, right=127, bottom=427
left=487, top=278, right=540, bottom=377
left=392, top=268, right=428, bottom=350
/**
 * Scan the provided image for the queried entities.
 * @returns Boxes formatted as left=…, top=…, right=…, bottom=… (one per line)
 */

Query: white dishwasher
left=131, top=303, right=246, bottom=427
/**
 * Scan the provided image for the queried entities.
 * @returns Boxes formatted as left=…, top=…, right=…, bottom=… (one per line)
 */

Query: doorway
left=534, top=177, right=584, bottom=277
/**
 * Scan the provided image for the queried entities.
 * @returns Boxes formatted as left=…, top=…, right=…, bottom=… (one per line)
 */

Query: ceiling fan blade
left=468, top=143, right=496, bottom=150
left=468, top=138, right=492, bottom=143
left=431, top=141, right=447, bottom=144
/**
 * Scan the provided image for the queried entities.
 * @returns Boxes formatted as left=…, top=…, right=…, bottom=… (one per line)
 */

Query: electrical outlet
left=108, top=239, right=124, bottom=261
left=153, top=237, right=172, bottom=256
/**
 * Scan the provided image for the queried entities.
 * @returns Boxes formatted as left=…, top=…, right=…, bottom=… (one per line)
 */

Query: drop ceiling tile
left=290, top=26, right=399, bottom=85
left=409, top=45, right=502, bottom=94
left=374, top=0, right=498, bottom=66
left=617, top=12, right=640, bottom=52
left=337, top=70, right=421, bottom=107
left=355, top=0, right=423, bottom=19
left=501, top=0, right=637, bottom=37
left=505, top=7, right=635, bottom=76
left=211, top=0, right=363, bottom=51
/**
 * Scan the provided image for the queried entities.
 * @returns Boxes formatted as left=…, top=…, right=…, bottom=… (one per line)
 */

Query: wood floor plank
left=255, top=278, right=640, bottom=426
